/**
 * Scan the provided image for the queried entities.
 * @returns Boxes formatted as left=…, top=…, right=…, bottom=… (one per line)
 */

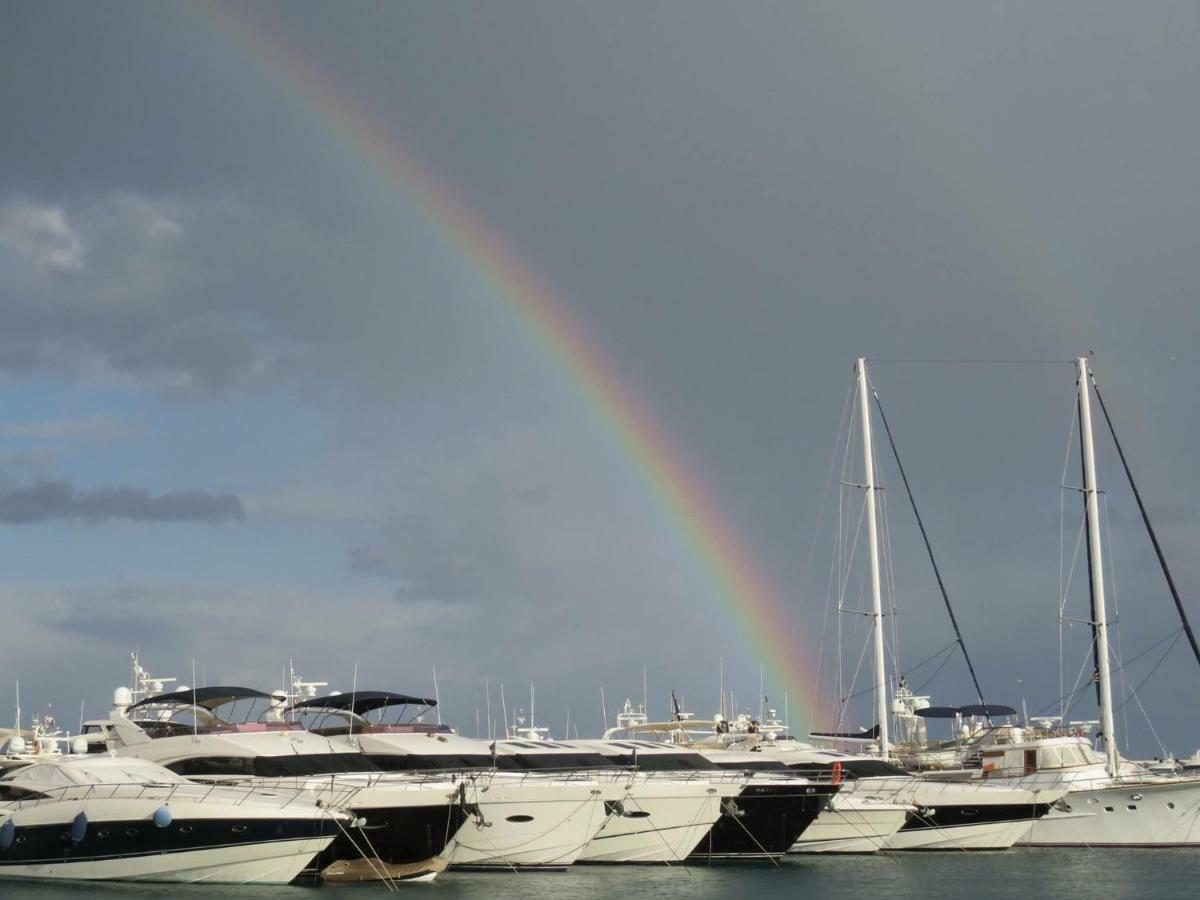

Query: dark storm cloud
left=2, top=0, right=1200, bottom=750
left=0, top=479, right=245, bottom=524
left=350, top=513, right=521, bottom=603
left=0, top=194, right=272, bottom=391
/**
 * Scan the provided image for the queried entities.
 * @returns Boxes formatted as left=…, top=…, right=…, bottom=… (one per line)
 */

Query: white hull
left=834, top=776, right=1060, bottom=850
left=884, top=817, right=1030, bottom=851
left=579, top=780, right=728, bottom=863
left=444, top=778, right=617, bottom=868
left=791, top=804, right=909, bottom=854
left=1018, top=778, right=1200, bottom=846
left=0, top=836, right=331, bottom=884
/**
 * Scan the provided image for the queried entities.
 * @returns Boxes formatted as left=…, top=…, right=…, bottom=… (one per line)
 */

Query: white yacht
left=0, top=756, right=346, bottom=883
left=100, top=684, right=465, bottom=881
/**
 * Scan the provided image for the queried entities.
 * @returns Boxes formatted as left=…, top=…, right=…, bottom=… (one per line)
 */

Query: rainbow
left=190, top=2, right=825, bottom=727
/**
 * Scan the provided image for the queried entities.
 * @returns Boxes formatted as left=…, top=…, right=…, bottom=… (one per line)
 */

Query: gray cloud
left=0, top=414, right=129, bottom=441
left=4, top=1, right=1200, bottom=751
left=0, top=479, right=245, bottom=525
left=350, top=514, right=521, bottom=603
left=0, top=193, right=289, bottom=392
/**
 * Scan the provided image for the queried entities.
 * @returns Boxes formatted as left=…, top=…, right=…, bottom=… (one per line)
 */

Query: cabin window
left=1023, top=749, right=1037, bottom=775
left=505, top=815, right=534, bottom=823
left=1104, top=807, right=1114, bottom=813
left=1127, top=805, right=1137, bottom=811
left=0, top=786, right=48, bottom=801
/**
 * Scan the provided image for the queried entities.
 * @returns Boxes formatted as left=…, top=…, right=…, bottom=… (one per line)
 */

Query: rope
left=354, top=817, right=403, bottom=891
left=323, top=807, right=398, bottom=892
left=718, top=791, right=782, bottom=867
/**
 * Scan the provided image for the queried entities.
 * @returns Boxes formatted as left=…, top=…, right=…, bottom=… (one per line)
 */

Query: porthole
left=1104, top=807, right=1114, bottom=813
left=126, top=827, right=139, bottom=837
left=97, top=829, right=109, bottom=839
left=179, top=825, right=193, bottom=834
left=231, top=825, right=248, bottom=834
left=1168, top=802, right=1177, bottom=810
left=623, top=811, right=652, bottom=819
left=1087, top=797, right=1099, bottom=804
left=505, top=815, right=534, bottom=823
left=14, top=836, right=25, bottom=845
left=1127, top=805, right=1137, bottom=811
left=962, top=808, right=978, bottom=816
left=1130, top=793, right=1143, bottom=801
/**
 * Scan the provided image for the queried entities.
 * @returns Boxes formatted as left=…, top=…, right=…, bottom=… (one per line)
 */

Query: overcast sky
left=3, top=1, right=1200, bottom=756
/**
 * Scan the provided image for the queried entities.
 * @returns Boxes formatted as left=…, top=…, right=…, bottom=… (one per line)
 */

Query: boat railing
left=1, top=779, right=334, bottom=812
left=180, top=765, right=836, bottom=800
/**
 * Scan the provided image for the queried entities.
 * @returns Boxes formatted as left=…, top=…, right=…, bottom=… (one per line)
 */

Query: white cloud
left=0, top=201, right=85, bottom=272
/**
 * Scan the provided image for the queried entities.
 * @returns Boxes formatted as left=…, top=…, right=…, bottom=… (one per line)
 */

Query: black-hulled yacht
left=99, top=685, right=465, bottom=882
left=293, top=691, right=838, bottom=863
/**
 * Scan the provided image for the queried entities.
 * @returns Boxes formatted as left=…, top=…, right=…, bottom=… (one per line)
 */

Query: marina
left=6, top=0, right=1200, bottom=894
left=3, top=358, right=1200, bottom=885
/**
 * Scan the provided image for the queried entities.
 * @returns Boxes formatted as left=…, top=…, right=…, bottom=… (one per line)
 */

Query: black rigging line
left=840, top=641, right=957, bottom=704
left=869, top=386, right=988, bottom=708
left=1030, top=627, right=1184, bottom=721
left=1112, top=631, right=1184, bottom=715
left=1089, top=374, right=1200, bottom=672
left=1077, top=377, right=1103, bottom=707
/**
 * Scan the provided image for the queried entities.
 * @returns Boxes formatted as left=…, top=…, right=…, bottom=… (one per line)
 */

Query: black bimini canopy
left=913, top=706, right=963, bottom=719
left=915, top=704, right=1017, bottom=719
left=291, top=690, right=438, bottom=715
left=809, top=725, right=882, bottom=740
left=959, top=704, right=1017, bottom=718
left=128, top=686, right=272, bottom=712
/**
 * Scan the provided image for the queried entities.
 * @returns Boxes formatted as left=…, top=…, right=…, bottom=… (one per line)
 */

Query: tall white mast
left=856, top=358, right=890, bottom=758
left=1076, top=356, right=1119, bottom=777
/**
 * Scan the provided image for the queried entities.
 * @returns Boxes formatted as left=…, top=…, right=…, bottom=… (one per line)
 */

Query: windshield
left=6, top=759, right=186, bottom=788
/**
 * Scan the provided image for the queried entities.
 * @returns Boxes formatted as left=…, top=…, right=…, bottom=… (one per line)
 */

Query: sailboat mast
left=1076, top=356, right=1119, bottom=777
left=856, top=358, right=890, bottom=758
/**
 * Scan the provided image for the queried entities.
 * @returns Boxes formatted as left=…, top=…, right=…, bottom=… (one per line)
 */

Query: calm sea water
left=1, top=851, right=1197, bottom=900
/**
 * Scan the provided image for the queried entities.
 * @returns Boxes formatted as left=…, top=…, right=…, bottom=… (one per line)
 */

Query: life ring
left=831, top=760, right=843, bottom=785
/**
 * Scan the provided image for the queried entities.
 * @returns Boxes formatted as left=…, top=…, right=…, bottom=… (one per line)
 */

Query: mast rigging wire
left=1088, top=373, right=1200, bottom=672
left=870, top=387, right=988, bottom=707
